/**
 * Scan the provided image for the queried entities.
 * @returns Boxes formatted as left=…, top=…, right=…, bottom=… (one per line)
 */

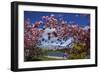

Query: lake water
left=48, top=52, right=68, bottom=57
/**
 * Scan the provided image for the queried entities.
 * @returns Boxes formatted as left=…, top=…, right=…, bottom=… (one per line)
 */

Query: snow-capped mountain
left=37, top=28, right=74, bottom=50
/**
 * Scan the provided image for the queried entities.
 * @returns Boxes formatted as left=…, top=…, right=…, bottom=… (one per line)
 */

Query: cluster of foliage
left=68, top=42, right=90, bottom=59
left=24, top=45, right=49, bottom=61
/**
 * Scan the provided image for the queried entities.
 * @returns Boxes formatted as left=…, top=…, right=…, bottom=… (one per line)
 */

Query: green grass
left=25, top=56, right=62, bottom=61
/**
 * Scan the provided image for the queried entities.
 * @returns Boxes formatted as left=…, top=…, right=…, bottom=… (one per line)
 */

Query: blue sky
left=24, top=11, right=90, bottom=27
